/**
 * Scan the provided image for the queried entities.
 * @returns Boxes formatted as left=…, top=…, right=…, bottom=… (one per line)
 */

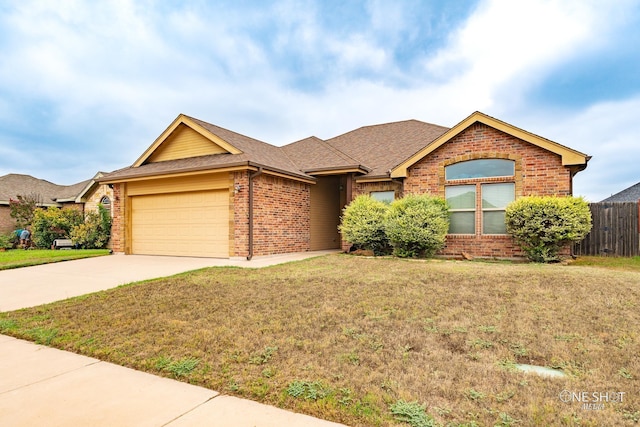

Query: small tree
left=31, top=207, right=84, bottom=248
left=70, top=204, right=112, bottom=249
left=339, top=195, right=390, bottom=255
left=384, top=194, right=450, bottom=258
left=9, top=193, right=41, bottom=228
left=505, top=196, right=592, bottom=262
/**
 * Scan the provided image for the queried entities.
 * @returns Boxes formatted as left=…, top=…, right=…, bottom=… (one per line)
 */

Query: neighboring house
left=600, top=181, right=640, bottom=202
left=101, top=111, right=590, bottom=259
left=0, top=172, right=113, bottom=234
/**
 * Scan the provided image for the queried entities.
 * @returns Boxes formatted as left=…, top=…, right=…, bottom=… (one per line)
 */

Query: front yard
left=0, top=249, right=111, bottom=270
left=0, top=255, right=638, bottom=426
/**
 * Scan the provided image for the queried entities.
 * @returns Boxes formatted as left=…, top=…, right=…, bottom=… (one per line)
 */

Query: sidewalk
left=0, top=251, right=345, bottom=426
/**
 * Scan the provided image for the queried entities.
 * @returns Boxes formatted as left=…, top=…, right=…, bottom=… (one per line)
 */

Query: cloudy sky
left=1, top=0, right=639, bottom=201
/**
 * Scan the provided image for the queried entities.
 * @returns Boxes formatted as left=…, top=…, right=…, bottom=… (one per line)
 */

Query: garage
left=131, top=189, right=229, bottom=257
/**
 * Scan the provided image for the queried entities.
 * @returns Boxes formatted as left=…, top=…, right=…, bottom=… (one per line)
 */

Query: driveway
left=0, top=250, right=344, bottom=427
left=0, top=251, right=338, bottom=312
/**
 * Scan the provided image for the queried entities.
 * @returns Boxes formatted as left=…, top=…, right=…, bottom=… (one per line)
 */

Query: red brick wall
left=110, top=184, right=125, bottom=253
left=403, top=123, right=572, bottom=258
left=0, top=205, right=16, bottom=234
left=232, top=172, right=250, bottom=257
left=236, top=173, right=310, bottom=257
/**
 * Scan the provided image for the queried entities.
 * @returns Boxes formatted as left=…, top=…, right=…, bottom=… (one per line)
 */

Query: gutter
left=247, top=167, right=264, bottom=260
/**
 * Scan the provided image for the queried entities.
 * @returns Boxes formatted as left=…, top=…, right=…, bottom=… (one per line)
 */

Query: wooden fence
left=573, top=202, right=640, bottom=257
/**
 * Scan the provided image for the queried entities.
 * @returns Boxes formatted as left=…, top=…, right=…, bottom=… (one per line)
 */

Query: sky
left=1, top=0, right=639, bottom=202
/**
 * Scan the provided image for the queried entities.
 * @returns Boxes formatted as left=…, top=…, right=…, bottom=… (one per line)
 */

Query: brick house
left=0, top=173, right=114, bottom=235
left=100, top=111, right=589, bottom=259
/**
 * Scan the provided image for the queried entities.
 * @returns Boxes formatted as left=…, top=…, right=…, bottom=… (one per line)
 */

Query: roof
left=103, top=115, right=313, bottom=183
left=0, top=174, right=91, bottom=206
left=600, top=181, right=640, bottom=202
left=391, top=111, right=590, bottom=178
left=101, top=112, right=589, bottom=184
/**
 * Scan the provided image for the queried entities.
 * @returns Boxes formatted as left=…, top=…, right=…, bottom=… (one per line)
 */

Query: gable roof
left=600, top=181, right=640, bottom=202
left=0, top=174, right=91, bottom=206
left=101, top=111, right=589, bottom=185
left=103, top=114, right=314, bottom=183
left=391, top=111, right=590, bottom=178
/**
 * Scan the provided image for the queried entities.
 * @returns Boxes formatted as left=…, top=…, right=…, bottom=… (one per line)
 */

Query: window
left=370, top=191, right=395, bottom=203
left=100, top=196, right=111, bottom=213
left=445, top=159, right=515, bottom=235
left=446, top=185, right=476, bottom=234
left=445, top=159, right=514, bottom=180
left=481, top=183, right=514, bottom=234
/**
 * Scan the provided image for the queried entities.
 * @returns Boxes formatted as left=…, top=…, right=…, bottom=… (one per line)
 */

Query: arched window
left=100, top=196, right=111, bottom=213
left=445, top=159, right=515, bottom=235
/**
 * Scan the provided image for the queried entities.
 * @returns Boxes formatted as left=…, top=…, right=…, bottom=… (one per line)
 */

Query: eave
left=391, top=111, right=590, bottom=178
left=132, top=114, right=243, bottom=167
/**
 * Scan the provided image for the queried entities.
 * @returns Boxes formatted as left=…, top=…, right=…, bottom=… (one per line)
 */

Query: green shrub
left=70, top=204, right=112, bottom=249
left=31, top=207, right=84, bottom=249
left=0, top=233, right=14, bottom=249
left=505, top=196, right=592, bottom=262
left=339, top=195, right=390, bottom=255
left=384, top=194, right=449, bottom=258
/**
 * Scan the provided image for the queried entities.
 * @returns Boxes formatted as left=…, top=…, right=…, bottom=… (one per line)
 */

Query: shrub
left=0, top=233, right=14, bottom=249
left=384, top=194, right=449, bottom=258
left=338, top=195, right=390, bottom=255
left=70, top=204, right=112, bottom=249
left=505, top=196, right=592, bottom=262
left=31, top=207, right=84, bottom=248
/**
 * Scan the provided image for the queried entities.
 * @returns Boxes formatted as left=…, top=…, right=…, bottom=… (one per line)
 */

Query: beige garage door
left=131, top=190, right=229, bottom=257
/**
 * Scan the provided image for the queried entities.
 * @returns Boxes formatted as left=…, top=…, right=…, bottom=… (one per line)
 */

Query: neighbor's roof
left=600, top=181, right=640, bottom=202
left=0, top=174, right=90, bottom=206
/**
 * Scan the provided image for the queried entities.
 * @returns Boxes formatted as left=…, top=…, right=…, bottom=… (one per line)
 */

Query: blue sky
left=1, top=0, right=639, bottom=202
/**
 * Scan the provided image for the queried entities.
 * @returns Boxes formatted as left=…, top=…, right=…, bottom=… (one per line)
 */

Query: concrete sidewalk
left=0, top=251, right=345, bottom=426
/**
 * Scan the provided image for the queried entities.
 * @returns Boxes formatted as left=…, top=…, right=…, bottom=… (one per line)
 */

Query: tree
left=9, top=193, right=41, bottom=228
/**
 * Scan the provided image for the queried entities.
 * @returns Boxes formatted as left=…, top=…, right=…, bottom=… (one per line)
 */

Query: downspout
left=247, top=167, right=263, bottom=260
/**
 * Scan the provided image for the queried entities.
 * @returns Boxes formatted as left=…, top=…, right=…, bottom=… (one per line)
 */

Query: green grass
left=0, top=249, right=111, bottom=270
left=0, top=254, right=638, bottom=426
left=568, top=255, right=640, bottom=272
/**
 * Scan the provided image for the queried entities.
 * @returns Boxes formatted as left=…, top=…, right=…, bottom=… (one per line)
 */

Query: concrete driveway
left=0, top=251, right=345, bottom=427
left=0, top=251, right=338, bottom=312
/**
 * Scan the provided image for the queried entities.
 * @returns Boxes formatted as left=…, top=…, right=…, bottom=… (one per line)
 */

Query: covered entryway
left=310, top=176, right=344, bottom=250
left=131, top=189, right=229, bottom=257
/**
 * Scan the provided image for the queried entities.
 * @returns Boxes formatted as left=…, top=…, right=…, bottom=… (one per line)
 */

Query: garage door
left=131, top=190, right=229, bottom=257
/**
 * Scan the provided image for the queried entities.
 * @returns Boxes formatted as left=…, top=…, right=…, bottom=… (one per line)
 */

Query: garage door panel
left=131, top=190, right=229, bottom=257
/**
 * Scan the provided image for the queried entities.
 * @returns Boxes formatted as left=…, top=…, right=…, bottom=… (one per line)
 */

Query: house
left=0, top=173, right=114, bottom=234
left=600, top=181, right=640, bottom=202
left=100, top=111, right=590, bottom=259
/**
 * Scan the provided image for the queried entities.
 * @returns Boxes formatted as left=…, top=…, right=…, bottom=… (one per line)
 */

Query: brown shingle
left=325, top=120, right=449, bottom=178
left=0, top=174, right=90, bottom=205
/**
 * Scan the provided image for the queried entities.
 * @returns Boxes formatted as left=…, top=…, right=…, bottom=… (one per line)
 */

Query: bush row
left=339, top=194, right=449, bottom=258
left=340, top=194, right=592, bottom=262
left=30, top=204, right=112, bottom=249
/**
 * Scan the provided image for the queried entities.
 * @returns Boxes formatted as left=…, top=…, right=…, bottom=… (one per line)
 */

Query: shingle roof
left=0, top=174, right=90, bottom=205
left=600, top=181, right=640, bottom=202
left=324, top=120, right=450, bottom=178
left=103, top=116, right=529, bottom=183
left=104, top=117, right=313, bottom=182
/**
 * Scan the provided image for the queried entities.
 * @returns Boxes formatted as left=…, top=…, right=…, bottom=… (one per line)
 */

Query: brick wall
left=403, top=123, right=572, bottom=258
left=84, top=184, right=115, bottom=217
left=110, top=183, right=125, bottom=253
left=236, top=173, right=310, bottom=257
left=0, top=205, right=15, bottom=234
left=352, top=180, right=404, bottom=199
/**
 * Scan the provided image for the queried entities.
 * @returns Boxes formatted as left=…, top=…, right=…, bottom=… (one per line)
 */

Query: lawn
left=0, top=255, right=638, bottom=426
left=0, top=249, right=111, bottom=270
